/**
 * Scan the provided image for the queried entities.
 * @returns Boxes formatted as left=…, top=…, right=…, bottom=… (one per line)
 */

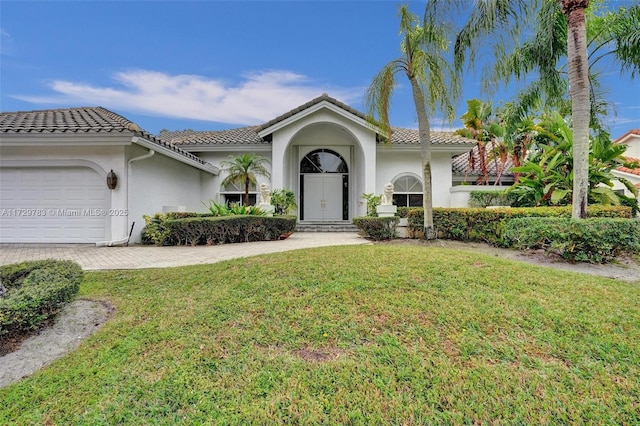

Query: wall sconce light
left=106, top=170, right=118, bottom=190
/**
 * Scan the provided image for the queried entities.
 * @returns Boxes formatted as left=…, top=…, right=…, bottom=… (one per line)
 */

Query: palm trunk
left=563, top=0, right=590, bottom=219
left=244, top=177, right=251, bottom=206
left=409, top=77, right=436, bottom=240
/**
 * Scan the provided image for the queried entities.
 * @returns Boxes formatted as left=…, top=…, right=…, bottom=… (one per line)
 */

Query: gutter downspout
left=95, top=149, right=155, bottom=246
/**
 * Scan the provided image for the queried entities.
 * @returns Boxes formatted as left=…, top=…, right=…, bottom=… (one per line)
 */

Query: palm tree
left=366, top=4, right=459, bottom=240
left=220, top=153, right=270, bottom=206
left=455, top=99, right=506, bottom=185
left=455, top=0, right=640, bottom=219
left=562, top=0, right=591, bottom=219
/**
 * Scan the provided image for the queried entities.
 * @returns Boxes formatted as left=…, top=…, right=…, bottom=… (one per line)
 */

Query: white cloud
left=13, top=70, right=363, bottom=125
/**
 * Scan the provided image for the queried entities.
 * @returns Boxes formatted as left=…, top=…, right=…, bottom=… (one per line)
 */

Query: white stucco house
left=1, top=94, right=480, bottom=244
left=612, top=129, right=640, bottom=197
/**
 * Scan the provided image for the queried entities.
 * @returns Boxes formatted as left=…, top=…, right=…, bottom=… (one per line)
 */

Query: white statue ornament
left=381, top=182, right=394, bottom=205
left=259, top=182, right=271, bottom=205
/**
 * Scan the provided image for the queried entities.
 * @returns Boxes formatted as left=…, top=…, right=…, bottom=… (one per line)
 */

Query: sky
left=1, top=1, right=638, bottom=139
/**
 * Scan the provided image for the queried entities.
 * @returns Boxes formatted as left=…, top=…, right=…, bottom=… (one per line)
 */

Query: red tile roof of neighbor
left=618, top=157, right=640, bottom=176
left=615, top=129, right=640, bottom=143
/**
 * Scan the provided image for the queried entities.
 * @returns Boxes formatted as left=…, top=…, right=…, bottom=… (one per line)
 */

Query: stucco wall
left=126, top=145, right=211, bottom=243
left=197, top=150, right=273, bottom=204
left=376, top=149, right=453, bottom=207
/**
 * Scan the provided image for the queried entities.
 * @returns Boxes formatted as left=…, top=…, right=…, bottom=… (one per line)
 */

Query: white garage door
left=0, top=167, right=109, bottom=243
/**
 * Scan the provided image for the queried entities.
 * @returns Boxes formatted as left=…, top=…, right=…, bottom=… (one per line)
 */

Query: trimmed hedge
left=502, top=218, right=640, bottom=263
left=152, top=215, right=297, bottom=246
left=408, top=206, right=632, bottom=244
left=0, top=259, right=83, bottom=338
left=469, top=190, right=516, bottom=208
left=353, top=216, right=399, bottom=241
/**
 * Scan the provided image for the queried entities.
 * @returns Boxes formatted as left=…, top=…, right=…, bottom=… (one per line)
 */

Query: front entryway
left=299, top=149, right=348, bottom=221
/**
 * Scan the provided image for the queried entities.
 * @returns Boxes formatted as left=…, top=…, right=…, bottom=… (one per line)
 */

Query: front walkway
left=0, top=233, right=369, bottom=270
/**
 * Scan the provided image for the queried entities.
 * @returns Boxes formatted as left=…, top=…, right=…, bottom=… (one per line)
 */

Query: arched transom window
left=300, top=149, right=348, bottom=174
left=392, top=175, right=423, bottom=207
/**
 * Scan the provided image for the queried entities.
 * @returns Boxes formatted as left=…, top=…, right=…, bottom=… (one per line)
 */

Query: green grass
left=1, top=245, right=639, bottom=424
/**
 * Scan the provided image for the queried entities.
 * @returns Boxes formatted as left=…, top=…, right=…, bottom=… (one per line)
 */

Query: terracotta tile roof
left=164, top=94, right=475, bottom=146
left=451, top=140, right=514, bottom=177
left=0, top=107, right=209, bottom=166
left=617, top=156, right=640, bottom=176
left=166, top=126, right=267, bottom=146
left=615, top=129, right=640, bottom=143
left=389, top=127, right=477, bottom=145
left=257, top=93, right=366, bottom=131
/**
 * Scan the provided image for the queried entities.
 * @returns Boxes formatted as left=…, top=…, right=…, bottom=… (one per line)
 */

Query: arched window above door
left=300, top=149, right=348, bottom=173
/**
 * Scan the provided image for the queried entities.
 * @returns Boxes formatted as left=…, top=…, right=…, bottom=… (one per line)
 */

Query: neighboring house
left=0, top=93, right=481, bottom=244
left=612, top=129, right=640, bottom=196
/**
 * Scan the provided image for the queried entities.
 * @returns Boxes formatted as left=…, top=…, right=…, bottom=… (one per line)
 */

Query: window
left=222, top=181, right=257, bottom=206
left=392, top=175, right=423, bottom=207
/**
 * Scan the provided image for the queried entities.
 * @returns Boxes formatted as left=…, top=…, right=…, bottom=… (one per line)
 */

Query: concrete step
left=295, top=222, right=359, bottom=232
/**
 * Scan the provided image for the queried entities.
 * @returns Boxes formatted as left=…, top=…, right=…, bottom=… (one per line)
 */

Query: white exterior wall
left=376, top=149, right=454, bottom=207
left=0, top=144, right=128, bottom=242
left=197, top=150, right=273, bottom=204
left=126, top=145, right=209, bottom=243
left=621, top=134, right=640, bottom=158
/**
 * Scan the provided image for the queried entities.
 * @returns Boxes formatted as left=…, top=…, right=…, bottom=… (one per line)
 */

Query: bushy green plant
left=502, top=217, right=640, bottom=262
left=270, top=189, right=297, bottom=215
left=203, top=200, right=266, bottom=216
left=0, top=260, right=83, bottom=338
left=353, top=216, right=399, bottom=241
left=469, top=190, right=516, bottom=207
left=396, top=207, right=410, bottom=218
left=164, top=215, right=296, bottom=246
left=407, top=205, right=632, bottom=245
left=142, top=213, right=173, bottom=246
left=361, top=193, right=382, bottom=217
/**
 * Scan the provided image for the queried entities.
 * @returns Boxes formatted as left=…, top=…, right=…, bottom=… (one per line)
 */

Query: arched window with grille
left=392, top=174, right=423, bottom=207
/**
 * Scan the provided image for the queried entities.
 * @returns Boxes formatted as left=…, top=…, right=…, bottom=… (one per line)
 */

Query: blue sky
left=1, top=1, right=638, bottom=139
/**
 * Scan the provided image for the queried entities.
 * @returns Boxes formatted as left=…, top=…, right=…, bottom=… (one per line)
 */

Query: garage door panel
left=0, top=167, right=109, bottom=243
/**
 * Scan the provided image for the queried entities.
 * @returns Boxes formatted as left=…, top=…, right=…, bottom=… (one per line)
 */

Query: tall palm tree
left=220, top=153, right=270, bottom=206
left=366, top=4, right=459, bottom=240
left=561, top=0, right=590, bottom=218
left=455, top=0, right=640, bottom=219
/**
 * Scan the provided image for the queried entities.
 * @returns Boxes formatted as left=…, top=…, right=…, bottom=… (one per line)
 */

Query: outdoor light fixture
left=106, top=170, right=118, bottom=190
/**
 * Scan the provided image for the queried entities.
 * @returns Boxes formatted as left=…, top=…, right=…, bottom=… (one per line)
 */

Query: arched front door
left=300, top=149, right=349, bottom=221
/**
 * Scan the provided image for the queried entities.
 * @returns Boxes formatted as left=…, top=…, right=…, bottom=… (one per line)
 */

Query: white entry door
left=303, top=174, right=343, bottom=221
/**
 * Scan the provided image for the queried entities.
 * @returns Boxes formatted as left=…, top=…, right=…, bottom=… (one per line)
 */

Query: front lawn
left=1, top=245, right=639, bottom=424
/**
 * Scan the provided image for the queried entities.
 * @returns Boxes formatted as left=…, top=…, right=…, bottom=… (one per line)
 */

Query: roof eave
left=132, top=136, right=219, bottom=175
left=0, top=132, right=133, bottom=146
left=257, top=100, right=374, bottom=138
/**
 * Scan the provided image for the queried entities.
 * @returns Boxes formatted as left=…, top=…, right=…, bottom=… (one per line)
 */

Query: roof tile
left=0, top=107, right=208, bottom=166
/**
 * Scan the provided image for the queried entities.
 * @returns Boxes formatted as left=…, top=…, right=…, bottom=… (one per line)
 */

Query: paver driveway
left=0, top=232, right=369, bottom=270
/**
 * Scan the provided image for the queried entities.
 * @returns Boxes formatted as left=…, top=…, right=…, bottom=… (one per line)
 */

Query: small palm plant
left=270, top=189, right=297, bottom=215
left=220, top=154, right=271, bottom=206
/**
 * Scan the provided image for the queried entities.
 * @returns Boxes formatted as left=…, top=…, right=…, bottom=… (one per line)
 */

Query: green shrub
left=143, top=212, right=216, bottom=245
left=353, top=216, right=399, bottom=241
left=396, top=207, right=410, bottom=218
left=203, top=200, right=266, bottom=216
left=164, top=215, right=297, bottom=246
left=0, top=260, right=83, bottom=338
left=407, top=205, right=632, bottom=244
left=502, top=218, right=640, bottom=263
left=469, top=190, right=516, bottom=207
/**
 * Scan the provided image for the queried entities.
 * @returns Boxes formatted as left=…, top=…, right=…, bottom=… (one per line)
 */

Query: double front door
left=299, top=149, right=348, bottom=221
